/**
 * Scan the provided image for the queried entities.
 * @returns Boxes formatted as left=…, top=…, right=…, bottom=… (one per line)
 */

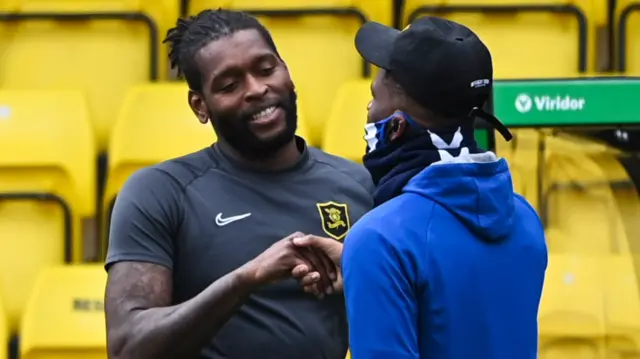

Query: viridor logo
left=515, top=93, right=586, bottom=113
left=515, top=94, right=533, bottom=113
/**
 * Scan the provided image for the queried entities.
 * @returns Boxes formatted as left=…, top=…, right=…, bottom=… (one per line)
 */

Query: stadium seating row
left=498, top=129, right=640, bottom=357
left=0, top=0, right=637, bottom=151
left=0, top=255, right=638, bottom=359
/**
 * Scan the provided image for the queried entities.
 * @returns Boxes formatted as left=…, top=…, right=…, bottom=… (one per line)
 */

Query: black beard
left=210, top=90, right=298, bottom=160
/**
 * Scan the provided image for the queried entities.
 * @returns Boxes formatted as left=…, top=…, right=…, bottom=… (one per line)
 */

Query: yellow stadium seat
left=0, top=0, right=180, bottom=151
left=507, top=130, right=640, bottom=356
left=538, top=253, right=607, bottom=358
left=20, top=264, right=107, bottom=359
left=0, top=293, right=7, bottom=359
left=402, top=0, right=605, bottom=78
left=590, top=154, right=640, bottom=252
left=616, top=0, right=640, bottom=75
left=104, top=83, right=216, bottom=230
left=602, top=255, right=640, bottom=356
left=590, top=154, right=640, bottom=356
left=542, top=135, right=630, bottom=254
left=322, top=79, right=371, bottom=163
left=496, top=129, right=542, bottom=210
left=186, top=0, right=393, bottom=146
left=540, top=253, right=640, bottom=357
left=0, top=90, right=95, bottom=333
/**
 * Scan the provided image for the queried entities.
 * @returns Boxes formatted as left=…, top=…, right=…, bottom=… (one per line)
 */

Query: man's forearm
left=114, top=266, right=257, bottom=359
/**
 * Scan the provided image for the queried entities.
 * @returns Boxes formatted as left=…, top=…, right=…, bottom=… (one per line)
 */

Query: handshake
left=241, top=232, right=344, bottom=298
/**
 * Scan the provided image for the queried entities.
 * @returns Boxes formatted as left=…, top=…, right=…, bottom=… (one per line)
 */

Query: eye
left=259, top=66, right=275, bottom=76
left=219, top=81, right=238, bottom=93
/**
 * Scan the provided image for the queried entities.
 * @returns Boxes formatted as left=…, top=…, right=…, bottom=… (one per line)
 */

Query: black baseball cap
left=355, top=16, right=512, bottom=141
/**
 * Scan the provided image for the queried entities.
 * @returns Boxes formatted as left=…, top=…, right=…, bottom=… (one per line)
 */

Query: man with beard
left=104, top=9, right=373, bottom=359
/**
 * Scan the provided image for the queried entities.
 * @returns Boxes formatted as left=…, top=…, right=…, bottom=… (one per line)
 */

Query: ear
left=188, top=90, right=209, bottom=124
left=280, top=60, right=296, bottom=91
left=387, top=111, right=408, bottom=142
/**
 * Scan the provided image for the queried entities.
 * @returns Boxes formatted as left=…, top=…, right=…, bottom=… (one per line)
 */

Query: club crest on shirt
left=316, top=201, right=351, bottom=241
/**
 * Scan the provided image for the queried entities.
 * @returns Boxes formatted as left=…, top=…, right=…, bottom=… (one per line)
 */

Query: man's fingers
left=293, top=235, right=342, bottom=267
left=295, top=272, right=324, bottom=298
left=304, top=284, right=323, bottom=298
left=298, top=272, right=335, bottom=298
left=331, top=270, right=344, bottom=292
left=312, top=247, right=337, bottom=282
left=292, top=235, right=322, bottom=248
left=287, top=232, right=306, bottom=241
left=290, top=235, right=339, bottom=294
left=297, top=248, right=332, bottom=291
left=298, top=272, right=321, bottom=286
left=291, top=264, right=310, bottom=279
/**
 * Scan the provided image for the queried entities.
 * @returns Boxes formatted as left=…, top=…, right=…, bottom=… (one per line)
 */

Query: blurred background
left=0, top=0, right=638, bottom=358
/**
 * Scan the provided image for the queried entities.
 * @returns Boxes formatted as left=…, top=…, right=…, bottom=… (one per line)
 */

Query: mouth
left=249, top=105, right=284, bottom=125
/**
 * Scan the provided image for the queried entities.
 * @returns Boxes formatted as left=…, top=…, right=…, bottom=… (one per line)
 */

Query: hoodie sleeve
left=342, top=224, right=419, bottom=359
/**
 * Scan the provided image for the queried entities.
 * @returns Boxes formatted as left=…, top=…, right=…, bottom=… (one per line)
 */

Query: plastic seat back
left=590, top=154, right=640, bottom=254
left=322, top=79, right=371, bottom=163
left=616, top=0, right=640, bottom=75
left=602, top=255, right=640, bottom=356
left=0, top=293, right=7, bottom=359
left=0, top=90, right=95, bottom=332
left=105, top=83, right=215, bottom=215
left=543, top=135, right=629, bottom=254
left=20, top=264, right=107, bottom=359
left=538, top=252, right=606, bottom=358
left=402, top=0, right=603, bottom=78
left=589, top=155, right=640, bottom=355
left=497, top=129, right=542, bottom=209
left=540, top=137, right=640, bottom=356
left=0, top=0, right=179, bottom=150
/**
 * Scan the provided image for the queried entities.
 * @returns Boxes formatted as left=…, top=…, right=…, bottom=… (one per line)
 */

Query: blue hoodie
left=342, top=152, right=548, bottom=359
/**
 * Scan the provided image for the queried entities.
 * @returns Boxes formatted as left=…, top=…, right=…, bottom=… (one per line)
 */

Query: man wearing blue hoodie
left=337, top=16, right=547, bottom=359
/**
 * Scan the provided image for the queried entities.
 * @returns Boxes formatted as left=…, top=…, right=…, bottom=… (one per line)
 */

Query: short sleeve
left=105, top=167, right=183, bottom=272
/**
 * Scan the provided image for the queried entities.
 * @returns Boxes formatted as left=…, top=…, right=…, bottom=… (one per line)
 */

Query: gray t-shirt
left=105, top=138, right=374, bottom=359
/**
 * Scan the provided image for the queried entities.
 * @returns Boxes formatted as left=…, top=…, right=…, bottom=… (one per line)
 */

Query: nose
left=244, top=74, right=268, bottom=101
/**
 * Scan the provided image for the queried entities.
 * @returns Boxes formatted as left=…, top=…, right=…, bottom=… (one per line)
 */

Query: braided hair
left=164, top=9, right=280, bottom=92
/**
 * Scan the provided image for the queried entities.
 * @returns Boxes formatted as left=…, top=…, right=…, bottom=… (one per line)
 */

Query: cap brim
left=354, top=22, right=400, bottom=70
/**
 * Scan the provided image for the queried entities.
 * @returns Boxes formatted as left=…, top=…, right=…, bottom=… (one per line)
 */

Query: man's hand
left=242, top=232, right=336, bottom=292
left=292, top=235, right=344, bottom=297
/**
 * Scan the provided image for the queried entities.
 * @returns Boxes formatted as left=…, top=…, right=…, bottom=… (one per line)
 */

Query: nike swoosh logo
left=215, top=212, right=251, bottom=226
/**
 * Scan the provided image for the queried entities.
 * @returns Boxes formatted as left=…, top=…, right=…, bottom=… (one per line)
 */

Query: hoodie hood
left=403, top=151, right=514, bottom=241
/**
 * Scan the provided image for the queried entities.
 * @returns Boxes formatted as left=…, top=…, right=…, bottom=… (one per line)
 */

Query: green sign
left=492, top=78, right=640, bottom=127
left=474, top=129, right=490, bottom=150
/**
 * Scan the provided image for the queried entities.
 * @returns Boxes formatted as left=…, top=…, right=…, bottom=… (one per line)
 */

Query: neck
left=218, top=137, right=301, bottom=171
left=364, top=126, right=481, bottom=206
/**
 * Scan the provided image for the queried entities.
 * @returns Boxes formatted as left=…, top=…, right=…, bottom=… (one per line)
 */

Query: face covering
left=364, top=111, right=424, bottom=154
left=362, top=112, right=482, bottom=206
